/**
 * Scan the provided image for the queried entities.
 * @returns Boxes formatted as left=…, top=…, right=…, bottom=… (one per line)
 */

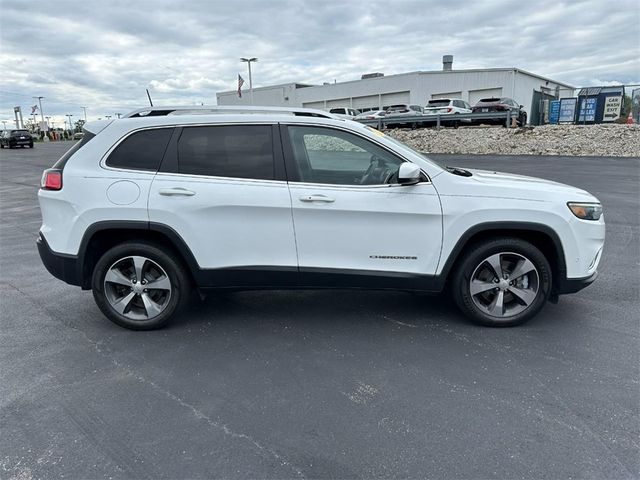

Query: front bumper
left=37, top=232, right=82, bottom=287
left=555, top=271, right=598, bottom=295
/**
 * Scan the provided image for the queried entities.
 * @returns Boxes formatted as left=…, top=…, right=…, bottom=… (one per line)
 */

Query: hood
left=460, top=168, right=597, bottom=202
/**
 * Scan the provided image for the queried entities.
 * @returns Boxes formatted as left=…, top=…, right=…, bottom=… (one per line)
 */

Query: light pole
left=81, top=106, right=87, bottom=122
left=115, top=113, right=122, bottom=119
left=105, top=115, right=112, bottom=120
left=240, top=57, right=258, bottom=104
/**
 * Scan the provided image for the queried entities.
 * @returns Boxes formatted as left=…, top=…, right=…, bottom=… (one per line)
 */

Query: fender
left=438, top=221, right=567, bottom=282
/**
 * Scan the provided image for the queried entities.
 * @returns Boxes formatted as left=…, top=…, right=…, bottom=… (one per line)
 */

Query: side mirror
left=398, top=163, right=421, bottom=185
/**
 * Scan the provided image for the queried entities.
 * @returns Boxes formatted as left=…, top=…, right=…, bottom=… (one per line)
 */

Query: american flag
left=237, top=74, right=245, bottom=98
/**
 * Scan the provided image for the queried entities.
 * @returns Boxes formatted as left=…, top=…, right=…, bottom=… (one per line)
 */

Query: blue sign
left=559, top=98, right=577, bottom=123
left=549, top=100, right=560, bottom=124
left=578, top=97, right=597, bottom=122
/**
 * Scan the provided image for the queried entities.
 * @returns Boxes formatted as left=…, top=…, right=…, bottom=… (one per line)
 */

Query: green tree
left=74, top=119, right=85, bottom=133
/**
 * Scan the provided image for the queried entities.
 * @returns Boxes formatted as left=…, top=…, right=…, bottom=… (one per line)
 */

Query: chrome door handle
left=159, top=187, right=196, bottom=196
left=299, top=194, right=335, bottom=203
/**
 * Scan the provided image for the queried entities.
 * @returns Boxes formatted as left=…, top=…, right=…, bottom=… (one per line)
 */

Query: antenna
left=146, top=89, right=154, bottom=107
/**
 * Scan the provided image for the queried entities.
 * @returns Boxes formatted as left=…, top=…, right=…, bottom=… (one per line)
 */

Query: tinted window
left=11, top=130, right=31, bottom=136
left=107, top=128, right=172, bottom=171
left=178, top=125, right=274, bottom=180
left=287, top=126, right=403, bottom=185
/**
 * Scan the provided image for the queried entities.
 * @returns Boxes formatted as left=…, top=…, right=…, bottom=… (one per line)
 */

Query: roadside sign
left=549, top=100, right=560, bottom=124
left=602, top=95, right=622, bottom=122
left=578, top=97, right=597, bottom=122
left=559, top=98, right=577, bottom=123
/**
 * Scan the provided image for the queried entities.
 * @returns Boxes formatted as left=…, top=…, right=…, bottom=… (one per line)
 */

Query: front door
left=282, top=124, right=442, bottom=287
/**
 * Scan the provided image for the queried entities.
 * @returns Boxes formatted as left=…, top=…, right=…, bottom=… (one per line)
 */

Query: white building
left=217, top=56, right=575, bottom=125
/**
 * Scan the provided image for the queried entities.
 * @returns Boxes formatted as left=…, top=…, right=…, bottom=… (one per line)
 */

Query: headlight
left=567, top=202, right=603, bottom=220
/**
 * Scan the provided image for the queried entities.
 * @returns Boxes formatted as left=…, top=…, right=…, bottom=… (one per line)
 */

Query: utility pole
left=81, top=106, right=87, bottom=122
left=240, top=57, right=258, bottom=104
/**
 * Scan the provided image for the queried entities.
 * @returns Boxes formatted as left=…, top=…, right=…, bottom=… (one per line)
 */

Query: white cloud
left=0, top=0, right=638, bottom=124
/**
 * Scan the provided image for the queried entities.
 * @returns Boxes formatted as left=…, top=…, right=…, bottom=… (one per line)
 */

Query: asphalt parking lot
left=1, top=142, right=638, bottom=479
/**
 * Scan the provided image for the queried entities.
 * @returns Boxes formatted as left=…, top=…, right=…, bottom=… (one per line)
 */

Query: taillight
left=447, top=107, right=453, bottom=113
left=495, top=105, right=506, bottom=111
left=41, top=169, right=62, bottom=190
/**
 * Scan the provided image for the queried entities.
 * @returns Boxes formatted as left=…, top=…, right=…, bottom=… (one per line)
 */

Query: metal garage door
left=303, top=101, right=325, bottom=109
left=326, top=98, right=350, bottom=109
left=469, top=88, right=502, bottom=106
left=432, top=91, right=462, bottom=99
left=352, top=95, right=380, bottom=110
left=381, top=91, right=410, bottom=108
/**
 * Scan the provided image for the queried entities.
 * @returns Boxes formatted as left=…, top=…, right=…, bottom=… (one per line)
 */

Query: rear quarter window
left=106, top=128, right=173, bottom=171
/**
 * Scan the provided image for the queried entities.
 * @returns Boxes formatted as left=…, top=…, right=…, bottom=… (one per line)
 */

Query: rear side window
left=107, top=128, right=173, bottom=171
left=177, top=125, right=274, bottom=180
left=53, top=131, right=96, bottom=169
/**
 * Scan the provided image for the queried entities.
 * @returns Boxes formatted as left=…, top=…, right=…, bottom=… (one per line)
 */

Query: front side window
left=177, top=125, right=274, bottom=180
left=107, top=128, right=173, bottom=171
left=287, top=126, right=403, bottom=186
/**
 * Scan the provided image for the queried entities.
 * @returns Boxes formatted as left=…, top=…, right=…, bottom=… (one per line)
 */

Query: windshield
left=364, top=126, right=443, bottom=172
left=11, top=130, right=31, bottom=136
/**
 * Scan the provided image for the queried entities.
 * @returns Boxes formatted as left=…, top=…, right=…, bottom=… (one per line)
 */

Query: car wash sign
left=602, top=95, right=622, bottom=122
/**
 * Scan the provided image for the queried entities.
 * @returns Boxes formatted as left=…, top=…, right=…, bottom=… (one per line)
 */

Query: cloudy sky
left=1, top=0, right=638, bottom=125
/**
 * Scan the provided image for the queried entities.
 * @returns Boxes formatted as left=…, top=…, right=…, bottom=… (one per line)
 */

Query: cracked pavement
left=1, top=144, right=638, bottom=479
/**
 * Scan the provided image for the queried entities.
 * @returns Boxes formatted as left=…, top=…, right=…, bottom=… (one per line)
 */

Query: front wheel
left=92, top=242, right=190, bottom=330
left=452, top=238, right=551, bottom=327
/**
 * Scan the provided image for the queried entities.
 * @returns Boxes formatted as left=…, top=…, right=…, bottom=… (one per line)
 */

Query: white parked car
left=38, top=106, right=604, bottom=330
left=424, top=98, right=472, bottom=115
left=328, top=107, right=358, bottom=119
left=354, top=110, right=386, bottom=120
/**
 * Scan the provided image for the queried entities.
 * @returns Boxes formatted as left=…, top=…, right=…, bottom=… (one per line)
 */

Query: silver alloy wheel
left=469, top=251, right=540, bottom=318
left=104, top=256, right=172, bottom=321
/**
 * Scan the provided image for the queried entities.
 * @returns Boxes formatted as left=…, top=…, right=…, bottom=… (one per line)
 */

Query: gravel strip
left=386, top=124, right=640, bottom=157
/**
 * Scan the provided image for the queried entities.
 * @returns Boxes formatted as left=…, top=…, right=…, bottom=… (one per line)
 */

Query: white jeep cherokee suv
left=37, top=106, right=605, bottom=330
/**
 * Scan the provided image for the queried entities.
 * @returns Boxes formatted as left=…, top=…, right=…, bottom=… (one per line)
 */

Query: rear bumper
left=555, top=271, right=598, bottom=295
left=37, top=232, right=82, bottom=287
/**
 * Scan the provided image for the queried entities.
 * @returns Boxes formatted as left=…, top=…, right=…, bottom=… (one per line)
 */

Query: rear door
left=148, top=124, right=297, bottom=286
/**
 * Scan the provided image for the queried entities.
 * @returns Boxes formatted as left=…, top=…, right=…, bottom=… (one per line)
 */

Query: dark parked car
left=472, top=97, right=527, bottom=126
left=0, top=129, right=34, bottom=148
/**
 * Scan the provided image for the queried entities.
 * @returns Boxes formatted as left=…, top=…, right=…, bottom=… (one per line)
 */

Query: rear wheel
left=452, top=238, right=551, bottom=327
left=92, top=242, right=190, bottom=330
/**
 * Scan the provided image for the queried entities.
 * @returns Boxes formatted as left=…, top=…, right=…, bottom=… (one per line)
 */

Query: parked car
left=354, top=110, right=386, bottom=120
left=328, top=107, right=358, bottom=119
left=73, top=132, right=84, bottom=140
left=472, top=97, right=527, bottom=126
left=37, top=105, right=604, bottom=330
left=0, top=129, right=34, bottom=148
left=384, top=104, right=424, bottom=128
left=423, top=98, right=473, bottom=127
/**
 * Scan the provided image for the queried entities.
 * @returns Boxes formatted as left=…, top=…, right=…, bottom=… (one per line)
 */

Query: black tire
left=452, top=237, right=551, bottom=327
left=519, top=112, right=527, bottom=127
left=92, top=241, right=191, bottom=330
left=0, top=143, right=4, bottom=149
left=29, top=143, right=34, bottom=148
